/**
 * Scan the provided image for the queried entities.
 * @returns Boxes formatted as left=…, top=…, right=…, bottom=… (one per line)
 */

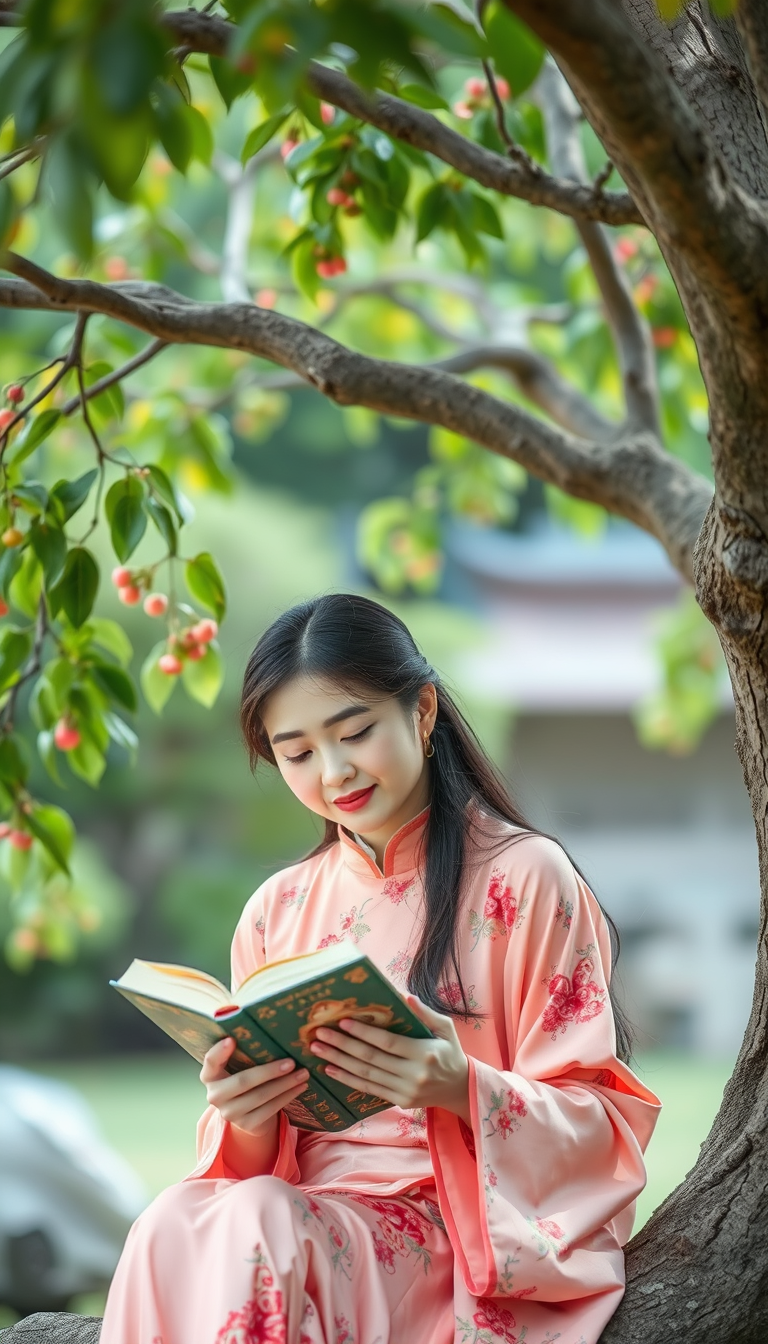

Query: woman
left=101, top=592, right=660, bottom=1344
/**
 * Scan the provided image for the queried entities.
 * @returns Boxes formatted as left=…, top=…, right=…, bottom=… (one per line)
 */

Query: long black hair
left=240, top=592, right=633, bottom=1061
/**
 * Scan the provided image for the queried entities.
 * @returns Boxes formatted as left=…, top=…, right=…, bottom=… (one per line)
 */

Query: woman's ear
left=416, top=681, right=438, bottom=737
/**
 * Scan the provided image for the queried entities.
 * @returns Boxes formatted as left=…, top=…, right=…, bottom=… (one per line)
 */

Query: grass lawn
left=0, top=1050, right=734, bottom=1326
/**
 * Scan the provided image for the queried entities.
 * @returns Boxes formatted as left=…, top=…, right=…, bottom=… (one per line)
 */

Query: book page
left=112, top=959, right=230, bottom=1015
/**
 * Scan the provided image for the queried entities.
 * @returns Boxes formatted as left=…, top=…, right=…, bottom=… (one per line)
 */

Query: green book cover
left=110, top=986, right=354, bottom=1132
left=110, top=941, right=432, bottom=1131
left=244, top=951, right=433, bottom=1123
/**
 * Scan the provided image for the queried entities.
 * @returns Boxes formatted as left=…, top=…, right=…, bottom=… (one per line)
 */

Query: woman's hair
left=240, top=592, right=633, bottom=1061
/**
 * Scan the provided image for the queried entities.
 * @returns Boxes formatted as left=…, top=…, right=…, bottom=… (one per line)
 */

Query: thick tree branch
left=0, top=256, right=711, bottom=579
left=505, top=0, right=768, bottom=340
left=734, top=0, right=768, bottom=146
left=159, top=9, right=643, bottom=227
left=536, top=61, right=660, bottom=437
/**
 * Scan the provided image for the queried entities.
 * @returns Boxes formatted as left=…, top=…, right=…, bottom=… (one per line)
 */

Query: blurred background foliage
left=0, top=1, right=727, bottom=1055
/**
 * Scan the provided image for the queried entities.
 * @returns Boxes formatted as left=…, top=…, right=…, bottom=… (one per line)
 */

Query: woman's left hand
left=308, top=995, right=471, bottom=1124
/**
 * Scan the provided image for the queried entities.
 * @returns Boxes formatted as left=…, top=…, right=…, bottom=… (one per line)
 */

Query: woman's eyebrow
left=271, top=705, right=371, bottom=745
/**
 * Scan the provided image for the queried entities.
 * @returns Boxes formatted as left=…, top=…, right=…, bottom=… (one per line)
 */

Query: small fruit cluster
left=453, top=75, right=511, bottom=120
left=160, top=620, right=218, bottom=675
left=110, top=566, right=217, bottom=670
left=111, top=565, right=164, bottom=610
left=315, top=251, right=348, bottom=279
left=0, top=384, right=24, bottom=435
left=0, top=821, right=33, bottom=850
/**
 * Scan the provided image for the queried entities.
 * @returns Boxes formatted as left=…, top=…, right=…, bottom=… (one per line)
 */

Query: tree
left=0, top=0, right=765, bottom=1338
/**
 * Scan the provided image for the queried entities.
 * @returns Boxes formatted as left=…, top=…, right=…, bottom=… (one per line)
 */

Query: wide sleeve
left=185, top=881, right=301, bottom=1183
left=427, top=834, right=661, bottom=1304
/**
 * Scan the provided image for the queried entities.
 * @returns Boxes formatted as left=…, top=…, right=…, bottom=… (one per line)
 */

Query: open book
left=110, top=940, right=432, bottom=1132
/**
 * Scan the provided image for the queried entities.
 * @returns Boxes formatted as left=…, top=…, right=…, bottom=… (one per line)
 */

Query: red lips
left=334, top=785, right=375, bottom=811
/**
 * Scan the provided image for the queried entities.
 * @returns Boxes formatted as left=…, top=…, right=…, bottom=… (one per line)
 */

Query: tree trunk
left=602, top=497, right=768, bottom=1341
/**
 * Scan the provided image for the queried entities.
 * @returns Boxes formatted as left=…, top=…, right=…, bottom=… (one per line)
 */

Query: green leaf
left=91, top=661, right=138, bottom=713
left=27, top=803, right=74, bottom=874
left=154, top=83, right=194, bottom=172
left=241, top=109, right=290, bottom=163
left=65, top=735, right=106, bottom=787
left=416, top=182, right=450, bottom=242
left=209, top=54, right=253, bottom=109
left=482, top=2, right=545, bottom=98
left=9, top=409, right=61, bottom=465
left=188, top=104, right=214, bottom=164
left=186, top=552, right=226, bottom=621
left=29, top=522, right=67, bottom=586
left=103, top=710, right=138, bottom=762
left=291, top=234, right=321, bottom=302
left=49, top=548, right=99, bottom=628
left=46, top=131, right=94, bottom=260
left=145, top=497, right=177, bottom=555
left=146, top=465, right=184, bottom=521
left=106, top=476, right=147, bottom=562
left=13, top=483, right=48, bottom=514
left=50, top=469, right=99, bottom=522
left=0, top=177, right=17, bottom=247
left=0, top=734, right=28, bottom=784
left=181, top=643, right=223, bottom=708
left=0, top=628, right=32, bottom=691
left=472, top=193, right=504, bottom=239
left=0, top=546, right=22, bottom=600
left=140, top=641, right=178, bottom=714
left=37, top=729, right=64, bottom=787
left=88, top=617, right=133, bottom=667
left=8, top=550, right=42, bottom=620
left=397, top=83, right=449, bottom=111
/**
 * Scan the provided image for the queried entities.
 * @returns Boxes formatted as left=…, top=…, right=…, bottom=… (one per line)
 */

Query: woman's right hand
left=200, top=1037, right=309, bottom=1137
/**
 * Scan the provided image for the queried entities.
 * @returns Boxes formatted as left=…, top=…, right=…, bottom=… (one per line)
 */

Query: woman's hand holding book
left=309, top=994, right=471, bottom=1125
left=200, top=1037, right=309, bottom=1176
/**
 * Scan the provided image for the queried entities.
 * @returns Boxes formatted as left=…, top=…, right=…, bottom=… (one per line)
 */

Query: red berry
left=614, top=237, right=639, bottom=263
left=111, top=566, right=132, bottom=588
left=143, top=592, right=169, bottom=617
left=0, top=822, right=11, bottom=839
left=320, top=102, right=335, bottom=125
left=255, top=288, right=277, bottom=309
left=104, top=256, right=129, bottom=281
left=452, top=100, right=474, bottom=120
left=316, top=260, right=335, bottom=278
left=158, top=653, right=183, bottom=675
left=9, top=830, right=33, bottom=850
left=186, top=643, right=206, bottom=661
left=652, top=326, right=676, bottom=348
left=190, top=618, right=218, bottom=644
left=54, top=719, right=81, bottom=751
left=6, top=385, right=24, bottom=405
left=495, top=77, right=510, bottom=100
left=0, top=409, right=15, bottom=431
left=331, top=257, right=347, bottom=275
left=2, top=527, right=23, bottom=548
left=326, top=187, right=349, bottom=206
left=118, top=584, right=141, bottom=606
left=0, top=598, right=8, bottom=618
left=464, top=77, right=486, bottom=99
left=280, top=138, right=299, bottom=161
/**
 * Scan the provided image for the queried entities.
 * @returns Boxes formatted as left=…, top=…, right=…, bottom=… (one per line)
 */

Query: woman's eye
left=343, top=724, right=372, bottom=743
left=284, top=749, right=311, bottom=764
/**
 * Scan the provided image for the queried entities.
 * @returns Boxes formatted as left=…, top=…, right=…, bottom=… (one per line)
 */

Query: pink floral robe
left=101, top=807, right=660, bottom=1344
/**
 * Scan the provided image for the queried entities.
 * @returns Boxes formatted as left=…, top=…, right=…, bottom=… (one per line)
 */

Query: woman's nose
left=321, top=753, right=354, bottom=787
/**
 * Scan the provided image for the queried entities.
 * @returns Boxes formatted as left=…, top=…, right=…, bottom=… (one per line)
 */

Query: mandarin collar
left=338, top=805, right=430, bottom=879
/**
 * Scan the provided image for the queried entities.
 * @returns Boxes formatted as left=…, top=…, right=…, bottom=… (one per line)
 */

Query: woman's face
left=261, top=675, right=437, bottom=858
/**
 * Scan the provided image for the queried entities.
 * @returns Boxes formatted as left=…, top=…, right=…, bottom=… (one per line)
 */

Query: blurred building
left=447, top=518, right=758, bottom=1057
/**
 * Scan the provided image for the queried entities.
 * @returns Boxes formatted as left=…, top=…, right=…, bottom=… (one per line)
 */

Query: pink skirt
left=100, top=1175, right=455, bottom=1344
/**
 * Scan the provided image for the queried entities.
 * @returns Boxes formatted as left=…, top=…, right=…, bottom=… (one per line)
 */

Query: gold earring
left=423, top=731, right=435, bottom=758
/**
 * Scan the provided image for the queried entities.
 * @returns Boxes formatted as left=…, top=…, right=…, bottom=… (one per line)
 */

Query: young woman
left=101, top=592, right=660, bottom=1344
